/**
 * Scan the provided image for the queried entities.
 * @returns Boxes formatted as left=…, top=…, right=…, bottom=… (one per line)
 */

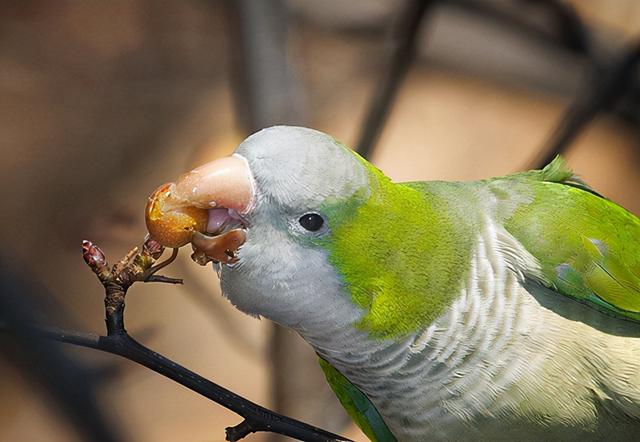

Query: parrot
left=148, top=126, right=640, bottom=441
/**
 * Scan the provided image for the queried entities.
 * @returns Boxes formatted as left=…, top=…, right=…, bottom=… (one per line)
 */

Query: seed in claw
left=145, top=183, right=209, bottom=248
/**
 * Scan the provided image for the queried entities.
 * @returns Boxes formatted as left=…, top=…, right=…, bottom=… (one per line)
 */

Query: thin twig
left=226, top=420, right=255, bottom=441
left=143, top=247, right=179, bottom=280
left=145, top=274, right=183, bottom=284
left=1, top=238, right=351, bottom=442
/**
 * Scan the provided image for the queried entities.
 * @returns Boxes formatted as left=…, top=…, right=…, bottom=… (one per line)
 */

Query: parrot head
left=151, top=126, right=373, bottom=334
left=148, top=126, right=469, bottom=340
left=213, top=126, right=372, bottom=330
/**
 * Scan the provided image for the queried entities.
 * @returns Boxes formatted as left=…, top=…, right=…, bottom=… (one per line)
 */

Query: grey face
left=217, top=126, right=369, bottom=329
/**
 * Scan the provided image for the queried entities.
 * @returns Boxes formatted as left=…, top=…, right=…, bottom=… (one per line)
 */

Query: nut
left=145, top=183, right=208, bottom=248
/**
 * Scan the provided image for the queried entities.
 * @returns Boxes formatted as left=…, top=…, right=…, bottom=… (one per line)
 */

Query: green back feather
left=520, top=155, right=603, bottom=197
left=503, top=156, right=640, bottom=321
left=318, top=358, right=396, bottom=442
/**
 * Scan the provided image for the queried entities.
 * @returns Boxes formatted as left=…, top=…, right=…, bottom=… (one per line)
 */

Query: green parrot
left=154, top=126, right=640, bottom=441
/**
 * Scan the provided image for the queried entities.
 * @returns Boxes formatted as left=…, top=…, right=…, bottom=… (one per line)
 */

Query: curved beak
left=146, top=154, right=253, bottom=265
left=172, top=155, right=254, bottom=214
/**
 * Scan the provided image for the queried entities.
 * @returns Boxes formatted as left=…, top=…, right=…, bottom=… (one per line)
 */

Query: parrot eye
left=299, top=213, right=324, bottom=232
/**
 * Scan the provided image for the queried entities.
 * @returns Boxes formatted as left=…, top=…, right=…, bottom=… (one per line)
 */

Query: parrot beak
left=171, top=155, right=254, bottom=214
left=146, top=155, right=254, bottom=265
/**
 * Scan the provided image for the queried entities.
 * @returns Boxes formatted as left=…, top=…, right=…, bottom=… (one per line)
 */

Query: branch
left=356, top=0, right=434, bottom=160
left=2, top=238, right=351, bottom=442
left=529, top=39, right=640, bottom=169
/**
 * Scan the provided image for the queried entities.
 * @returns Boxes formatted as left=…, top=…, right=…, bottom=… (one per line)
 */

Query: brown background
left=0, top=1, right=639, bottom=441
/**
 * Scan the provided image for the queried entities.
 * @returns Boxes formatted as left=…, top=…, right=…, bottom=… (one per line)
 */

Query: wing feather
left=501, top=157, right=640, bottom=323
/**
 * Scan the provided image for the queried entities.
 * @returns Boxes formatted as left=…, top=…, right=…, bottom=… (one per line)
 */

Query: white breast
left=312, top=221, right=640, bottom=441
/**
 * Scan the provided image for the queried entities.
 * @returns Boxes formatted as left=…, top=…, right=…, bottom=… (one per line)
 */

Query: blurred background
left=0, top=1, right=639, bottom=441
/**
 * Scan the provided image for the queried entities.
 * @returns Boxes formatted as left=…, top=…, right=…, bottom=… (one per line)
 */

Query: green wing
left=318, top=358, right=396, bottom=442
left=502, top=157, right=640, bottom=322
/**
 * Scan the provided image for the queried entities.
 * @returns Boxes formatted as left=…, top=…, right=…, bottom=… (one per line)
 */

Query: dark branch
left=226, top=419, right=256, bottom=441
left=449, top=0, right=590, bottom=56
left=30, top=326, right=102, bottom=350
left=529, top=39, right=640, bottom=169
left=0, top=265, right=120, bottom=442
left=2, top=239, right=351, bottom=442
left=20, top=323, right=349, bottom=442
left=356, top=0, right=433, bottom=160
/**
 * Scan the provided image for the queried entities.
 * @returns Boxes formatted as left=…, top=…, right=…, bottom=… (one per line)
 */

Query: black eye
left=299, top=213, right=324, bottom=232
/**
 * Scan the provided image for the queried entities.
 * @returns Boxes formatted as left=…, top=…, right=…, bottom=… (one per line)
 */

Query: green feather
left=522, top=155, right=601, bottom=196
left=315, top=156, right=476, bottom=338
left=503, top=157, right=640, bottom=322
left=316, top=150, right=640, bottom=330
left=318, top=358, right=396, bottom=442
